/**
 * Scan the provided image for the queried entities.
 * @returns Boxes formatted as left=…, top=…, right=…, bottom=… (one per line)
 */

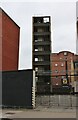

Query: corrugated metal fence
left=36, top=95, right=78, bottom=108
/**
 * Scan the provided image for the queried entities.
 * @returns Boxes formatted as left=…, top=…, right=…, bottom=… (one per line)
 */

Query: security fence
left=36, top=94, right=78, bottom=108
left=36, top=68, right=78, bottom=94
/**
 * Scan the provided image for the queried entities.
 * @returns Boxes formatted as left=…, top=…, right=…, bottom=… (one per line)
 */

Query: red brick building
left=51, top=51, right=78, bottom=93
left=0, top=8, right=20, bottom=71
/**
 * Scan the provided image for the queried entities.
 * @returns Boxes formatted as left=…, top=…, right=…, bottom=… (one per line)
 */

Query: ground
left=1, top=107, right=76, bottom=119
left=1, top=95, right=78, bottom=119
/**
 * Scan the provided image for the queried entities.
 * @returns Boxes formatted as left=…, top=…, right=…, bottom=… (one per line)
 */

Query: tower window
left=35, top=67, right=38, bottom=71
left=35, top=77, right=38, bottom=82
left=35, top=58, right=38, bottom=61
left=43, top=17, right=49, bottom=23
left=35, top=48, right=38, bottom=51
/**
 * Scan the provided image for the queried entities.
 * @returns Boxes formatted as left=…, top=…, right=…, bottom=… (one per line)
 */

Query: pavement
left=0, top=107, right=77, bottom=119
left=1, top=95, right=78, bottom=119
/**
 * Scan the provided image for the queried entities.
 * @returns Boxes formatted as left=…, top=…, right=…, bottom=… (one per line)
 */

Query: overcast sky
left=0, top=1, right=77, bottom=70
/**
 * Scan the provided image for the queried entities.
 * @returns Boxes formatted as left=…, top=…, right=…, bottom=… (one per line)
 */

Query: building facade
left=76, top=2, right=78, bottom=93
left=51, top=51, right=78, bottom=93
left=32, top=16, right=51, bottom=93
left=0, top=8, right=20, bottom=71
left=76, top=2, right=78, bottom=55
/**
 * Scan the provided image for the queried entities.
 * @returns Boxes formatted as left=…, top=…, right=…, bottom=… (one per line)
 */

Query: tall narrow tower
left=32, top=16, right=51, bottom=93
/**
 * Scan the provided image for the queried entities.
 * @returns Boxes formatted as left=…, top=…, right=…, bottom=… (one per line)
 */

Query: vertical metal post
left=65, top=60, right=68, bottom=84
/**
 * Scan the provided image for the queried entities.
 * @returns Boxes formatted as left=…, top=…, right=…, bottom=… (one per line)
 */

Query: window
left=55, top=70, right=58, bottom=73
left=55, top=76, right=58, bottom=79
left=64, top=52, right=67, bottom=56
left=61, top=63, right=64, bottom=66
left=38, top=28, right=43, bottom=32
left=35, top=39, right=38, bottom=42
left=35, top=58, right=38, bottom=61
left=43, top=17, right=49, bottom=23
left=56, top=83, right=58, bottom=85
left=62, top=70, right=65, bottom=73
left=35, top=77, right=38, bottom=82
left=62, top=76, right=64, bottom=79
left=55, top=64, right=58, bottom=66
left=35, top=67, right=38, bottom=71
left=75, top=63, right=78, bottom=67
left=38, top=57, right=44, bottom=61
left=38, top=47, right=43, bottom=51
left=38, top=38, right=43, bottom=42
left=39, top=67, right=44, bottom=72
left=35, top=38, right=43, bottom=42
left=35, top=48, right=38, bottom=51
left=37, top=20, right=41, bottom=23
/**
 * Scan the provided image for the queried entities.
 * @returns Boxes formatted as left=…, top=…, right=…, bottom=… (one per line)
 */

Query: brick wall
left=0, top=8, right=20, bottom=71
left=51, top=51, right=78, bottom=87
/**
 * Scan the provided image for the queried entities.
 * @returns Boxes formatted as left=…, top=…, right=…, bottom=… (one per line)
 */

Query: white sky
left=0, top=0, right=77, bottom=70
